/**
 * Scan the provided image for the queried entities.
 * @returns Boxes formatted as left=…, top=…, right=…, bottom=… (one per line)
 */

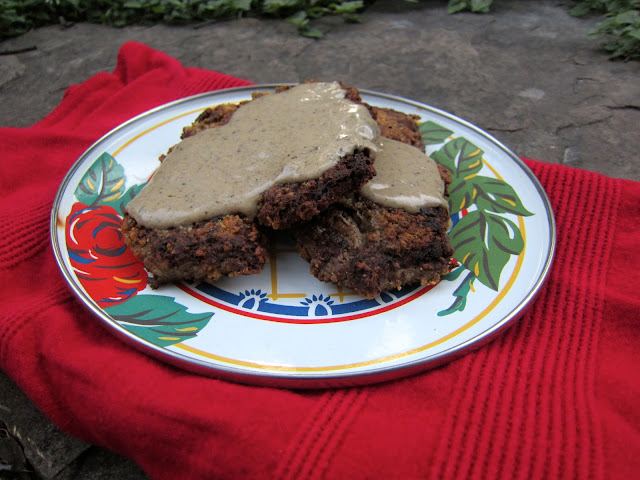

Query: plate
left=51, top=85, right=555, bottom=388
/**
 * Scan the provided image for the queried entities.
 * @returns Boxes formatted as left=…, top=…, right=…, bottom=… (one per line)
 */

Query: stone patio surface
left=0, top=0, right=638, bottom=478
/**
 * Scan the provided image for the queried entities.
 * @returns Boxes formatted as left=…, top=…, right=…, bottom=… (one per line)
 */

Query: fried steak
left=121, top=214, right=268, bottom=289
left=122, top=82, right=377, bottom=288
left=291, top=112, right=455, bottom=299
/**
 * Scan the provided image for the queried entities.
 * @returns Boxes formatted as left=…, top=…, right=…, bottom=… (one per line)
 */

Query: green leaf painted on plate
left=105, top=294, right=213, bottom=347
left=438, top=269, right=476, bottom=316
left=74, top=152, right=146, bottom=215
left=431, top=137, right=484, bottom=180
left=74, top=152, right=126, bottom=209
left=418, top=119, right=535, bottom=307
left=447, top=177, right=474, bottom=215
left=420, top=120, right=454, bottom=146
left=472, top=176, right=534, bottom=217
left=449, top=210, right=524, bottom=291
left=430, top=137, right=484, bottom=214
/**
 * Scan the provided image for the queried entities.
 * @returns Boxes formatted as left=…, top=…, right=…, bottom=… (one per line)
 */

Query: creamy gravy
left=126, top=82, right=380, bottom=229
left=360, top=138, right=448, bottom=213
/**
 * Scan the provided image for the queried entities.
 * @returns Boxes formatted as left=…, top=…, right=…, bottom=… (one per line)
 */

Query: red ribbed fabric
left=427, top=164, right=617, bottom=480
left=1, top=43, right=638, bottom=480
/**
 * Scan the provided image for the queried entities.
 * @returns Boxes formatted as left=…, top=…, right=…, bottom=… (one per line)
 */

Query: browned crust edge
left=121, top=213, right=269, bottom=289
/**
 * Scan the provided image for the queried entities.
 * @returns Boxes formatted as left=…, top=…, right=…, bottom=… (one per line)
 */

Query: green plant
left=446, top=0, right=493, bottom=14
left=1, top=1, right=638, bottom=60
left=570, top=0, right=640, bottom=60
left=0, top=0, right=366, bottom=39
left=433, top=0, right=640, bottom=60
left=279, top=0, right=364, bottom=38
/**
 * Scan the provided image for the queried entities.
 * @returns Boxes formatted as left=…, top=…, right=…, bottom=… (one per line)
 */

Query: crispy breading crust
left=257, top=150, right=375, bottom=230
left=180, top=102, right=241, bottom=139
left=121, top=213, right=269, bottom=289
left=293, top=196, right=454, bottom=299
left=367, top=106, right=425, bottom=150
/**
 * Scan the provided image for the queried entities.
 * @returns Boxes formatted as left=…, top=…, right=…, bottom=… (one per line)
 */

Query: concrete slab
left=0, top=1, right=638, bottom=478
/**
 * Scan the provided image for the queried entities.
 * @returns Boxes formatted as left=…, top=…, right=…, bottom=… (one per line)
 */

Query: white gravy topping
left=360, top=137, right=448, bottom=213
left=126, top=82, right=380, bottom=229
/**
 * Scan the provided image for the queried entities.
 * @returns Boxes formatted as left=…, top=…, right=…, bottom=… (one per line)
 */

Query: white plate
left=51, top=85, right=555, bottom=388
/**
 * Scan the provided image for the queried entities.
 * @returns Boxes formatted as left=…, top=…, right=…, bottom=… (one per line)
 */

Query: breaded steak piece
left=122, top=82, right=378, bottom=288
left=293, top=194, right=454, bottom=300
left=256, top=151, right=375, bottom=230
left=121, top=213, right=268, bottom=289
left=122, top=98, right=269, bottom=288
left=291, top=109, right=455, bottom=299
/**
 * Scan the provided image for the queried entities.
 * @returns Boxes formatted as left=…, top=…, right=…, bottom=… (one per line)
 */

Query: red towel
left=1, top=42, right=638, bottom=480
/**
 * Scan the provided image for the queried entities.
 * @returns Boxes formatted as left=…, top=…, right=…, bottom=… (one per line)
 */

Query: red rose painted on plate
left=66, top=202, right=147, bottom=307
left=64, top=152, right=213, bottom=347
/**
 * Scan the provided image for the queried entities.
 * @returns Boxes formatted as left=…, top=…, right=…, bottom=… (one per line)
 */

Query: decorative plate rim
left=50, top=84, right=556, bottom=388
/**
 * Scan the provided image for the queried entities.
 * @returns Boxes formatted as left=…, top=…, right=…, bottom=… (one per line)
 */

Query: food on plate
left=120, top=214, right=268, bottom=289
left=367, top=105, right=425, bottom=150
left=291, top=125, right=455, bottom=299
left=122, top=81, right=454, bottom=295
left=122, top=81, right=379, bottom=287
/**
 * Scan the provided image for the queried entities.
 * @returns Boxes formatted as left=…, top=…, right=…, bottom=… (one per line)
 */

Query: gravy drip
left=360, top=138, right=448, bottom=213
left=126, top=82, right=380, bottom=229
